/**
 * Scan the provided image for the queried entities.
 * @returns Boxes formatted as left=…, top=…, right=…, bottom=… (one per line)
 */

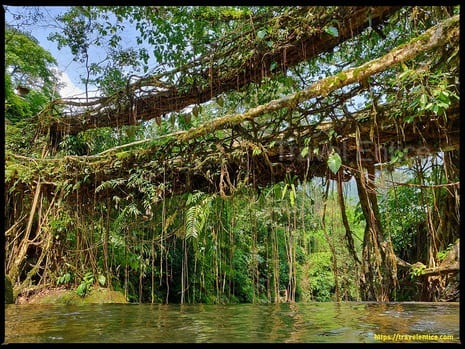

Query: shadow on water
left=4, top=302, right=459, bottom=343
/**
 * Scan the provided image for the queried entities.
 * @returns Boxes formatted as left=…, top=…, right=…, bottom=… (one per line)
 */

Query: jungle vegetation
left=4, top=6, right=460, bottom=304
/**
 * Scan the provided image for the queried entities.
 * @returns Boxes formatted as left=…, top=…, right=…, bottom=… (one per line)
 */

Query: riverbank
left=16, top=286, right=127, bottom=305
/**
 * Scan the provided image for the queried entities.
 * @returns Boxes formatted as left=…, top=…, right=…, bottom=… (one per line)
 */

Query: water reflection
left=4, top=302, right=459, bottom=343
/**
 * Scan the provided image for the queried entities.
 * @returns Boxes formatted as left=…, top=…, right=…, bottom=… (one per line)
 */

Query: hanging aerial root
left=336, top=170, right=361, bottom=264
left=7, top=178, right=42, bottom=284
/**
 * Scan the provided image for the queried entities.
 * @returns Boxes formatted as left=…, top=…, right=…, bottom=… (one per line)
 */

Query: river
left=4, top=302, right=460, bottom=343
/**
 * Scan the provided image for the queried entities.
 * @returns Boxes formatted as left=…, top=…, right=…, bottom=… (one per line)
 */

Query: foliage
left=327, top=151, right=342, bottom=174
left=306, top=252, right=335, bottom=301
left=56, top=272, right=72, bottom=286
left=76, top=272, right=94, bottom=297
left=4, top=26, right=61, bottom=158
left=5, top=27, right=58, bottom=96
left=437, top=243, right=454, bottom=262
left=379, top=183, right=427, bottom=260
left=4, top=119, right=38, bottom=155
left=409, top=263, right=426, bottom=279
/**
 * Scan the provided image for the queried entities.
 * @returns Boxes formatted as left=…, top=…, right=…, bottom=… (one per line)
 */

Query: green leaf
left=270, top=61, right=277, bottom=71
left=325, top=26, right=338, bottom=37
left=328, top=129, right=337, bottom=140
left=83, top=272, right=94, bottom=283
left=98, top=274, right=106, bottom=286
left=257, top=30, right=266, bottom=39
left=419, top=94, right=428, bottom=108
left=398, top=70, right=411, bottom=80
left=281, top=184, right=288, bottom=200
left=289, top=188, right=295, bottom=207
left=76, top=283, right=87, bottom=297
left=300, top=147, right=309, bottom=158
left=327, top=152, right=342, bottom=174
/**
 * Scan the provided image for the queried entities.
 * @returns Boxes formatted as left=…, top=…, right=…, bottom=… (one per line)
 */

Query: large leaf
left=290, top=184, right=296, bottom=207
left=257, top=29, right=266, bottom=39
left=327, top=152, right=342, bottom=174
left=325, top=26, right=339, bottom=37
left=281, top=183, right=288, bottom=200
left=98, top=274, right=106, bottom=286
left=300, top=147, right=309, bottom=158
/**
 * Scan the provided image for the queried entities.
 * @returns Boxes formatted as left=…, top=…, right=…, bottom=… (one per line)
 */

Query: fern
left=185, top=193, right=215, bottom=239
left=186, top=205, right=199, bottom=239
left=122, top=203, right=141, bottom=218
left=95, top=178, right=125, bottom=193
left=187, top=190, right=205, bottom=206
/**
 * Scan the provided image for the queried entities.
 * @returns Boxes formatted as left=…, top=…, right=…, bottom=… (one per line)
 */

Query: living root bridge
left=40, top=6, right=399, bottom=136
left=6, top=99, right=459, bottom=198
left=6, top=15, right=460, bottom=197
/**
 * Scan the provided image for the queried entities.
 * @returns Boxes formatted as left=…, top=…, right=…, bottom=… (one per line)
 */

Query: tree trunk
left=354, top=165, right=398, bottom=301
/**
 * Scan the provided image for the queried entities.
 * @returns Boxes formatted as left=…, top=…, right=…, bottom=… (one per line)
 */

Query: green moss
left=29, top=287, right=127, bottom=305
left=352, top=67, right=362, bottom=79
left=116, top=151, right=130, bottom=160
left=84, top=287, right=128, bottom=304
left=336, top=72, right=347, bottom=82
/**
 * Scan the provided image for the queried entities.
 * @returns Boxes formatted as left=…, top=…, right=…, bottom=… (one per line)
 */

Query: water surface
left=4, top=302, right=460, bottom=343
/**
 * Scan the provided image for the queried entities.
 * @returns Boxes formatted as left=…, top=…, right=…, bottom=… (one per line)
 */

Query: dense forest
left=4, top=6, right=460, bottom=305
